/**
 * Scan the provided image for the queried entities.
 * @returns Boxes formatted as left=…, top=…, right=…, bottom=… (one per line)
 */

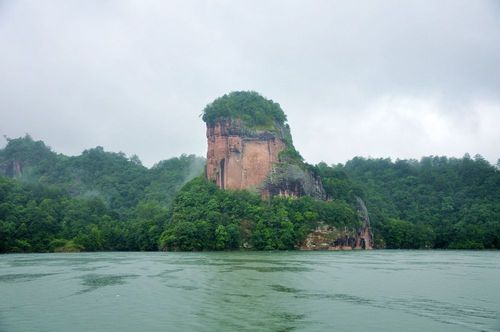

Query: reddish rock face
left=206, top=119, right=285, bottom=191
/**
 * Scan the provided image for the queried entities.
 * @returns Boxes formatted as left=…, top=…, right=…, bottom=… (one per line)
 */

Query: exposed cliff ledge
left=203, top=91, right=325, bottom=199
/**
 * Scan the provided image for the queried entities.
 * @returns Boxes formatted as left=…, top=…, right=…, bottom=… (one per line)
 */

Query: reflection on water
left=0, top=251, right=499, bottom=332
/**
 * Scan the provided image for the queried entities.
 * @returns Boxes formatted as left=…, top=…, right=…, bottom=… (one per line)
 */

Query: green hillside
left=0, top=135, right=205, bottom=252
left=0, top=135, right=498, bottom=252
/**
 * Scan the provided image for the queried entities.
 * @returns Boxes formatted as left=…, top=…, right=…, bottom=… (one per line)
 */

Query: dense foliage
left=0, top=135, right=498, bottom=252
left=0, top=135, right=205, bottom=210
left=202, top=91, right=287, bottom=129
left=315, top=155, right=500, bottom=249
left=0, top=176, right=168, bottom=252
left=0, top=135, right=204, bottom=252
left=159, top=177, right=359, bottom=251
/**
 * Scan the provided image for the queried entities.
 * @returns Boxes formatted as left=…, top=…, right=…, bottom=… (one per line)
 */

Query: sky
left=1, top=0, right=499, bottom=167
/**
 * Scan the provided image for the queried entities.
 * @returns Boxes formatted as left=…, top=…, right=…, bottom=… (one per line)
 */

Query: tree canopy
left=315, top=155, right=500, bottom=249
left=201, top=91, right=287, bottom=129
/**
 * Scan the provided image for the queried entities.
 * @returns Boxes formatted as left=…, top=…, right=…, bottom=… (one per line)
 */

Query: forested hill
left=316, top=156, right=500, bottom=249
left=0, top=135, right=205, bottom=252
left=0, top=135, right=499, bottom=252
left=0, top=135, right=205, bottom=209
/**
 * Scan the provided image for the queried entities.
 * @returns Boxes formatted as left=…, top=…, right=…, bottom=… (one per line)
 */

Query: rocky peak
left=203, top=91, right=325, bottom=199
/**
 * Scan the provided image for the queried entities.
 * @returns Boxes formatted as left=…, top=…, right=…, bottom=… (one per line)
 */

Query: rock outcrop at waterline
left=355, top=196, right=373, bottom=249
left=203, top=91, right=325, bottom=199
left=299, top=197, right=373, bottom=250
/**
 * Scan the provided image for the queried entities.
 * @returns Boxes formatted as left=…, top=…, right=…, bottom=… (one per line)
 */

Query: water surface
left=1, top=251, right=499, bottom=331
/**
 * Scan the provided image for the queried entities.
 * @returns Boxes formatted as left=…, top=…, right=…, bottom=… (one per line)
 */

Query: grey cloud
left=0, top=0, right=499, bottom=166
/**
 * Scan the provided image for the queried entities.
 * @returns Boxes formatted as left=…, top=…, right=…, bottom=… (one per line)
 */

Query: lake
left=0, top=251, right=499, bottom=331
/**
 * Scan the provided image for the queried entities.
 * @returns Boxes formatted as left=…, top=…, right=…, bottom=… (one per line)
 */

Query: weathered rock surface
left=264, top=163, right=326, bottom=200
left=300, top=223, right=372, bottom=250
left=205, top=117, right=326, bottom=199
left=205, top=117, right=327, bottom=202
left=206, top=118, right=286, bottom=191
left=355, top=196, right=373, bottom=249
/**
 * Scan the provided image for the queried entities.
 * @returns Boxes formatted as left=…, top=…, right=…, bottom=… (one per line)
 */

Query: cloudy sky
left=1, top=0, right=499, bottom=167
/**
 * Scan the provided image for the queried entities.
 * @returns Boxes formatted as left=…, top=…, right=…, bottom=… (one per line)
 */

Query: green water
left=0, top=251, right=499, bottom=331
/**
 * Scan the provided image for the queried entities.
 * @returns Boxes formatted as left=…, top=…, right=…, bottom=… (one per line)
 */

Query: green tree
left=215, top=225, right=229, bottom=250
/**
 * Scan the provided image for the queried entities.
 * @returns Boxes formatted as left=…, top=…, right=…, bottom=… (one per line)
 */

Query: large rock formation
left=203, top=91, right=325, bottom=199
left=202, top=91, right=372, bottom=250
left=206, top=118, right=285, bottom=190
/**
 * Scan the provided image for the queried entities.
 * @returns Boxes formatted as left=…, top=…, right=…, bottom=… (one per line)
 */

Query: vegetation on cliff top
left=201, top=91, right=287, bottom=130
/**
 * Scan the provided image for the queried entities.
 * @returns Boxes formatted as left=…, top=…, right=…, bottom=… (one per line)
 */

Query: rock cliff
left=203, top=91, right=325, bottom=199
left=206, top=118, right=286, bottom=190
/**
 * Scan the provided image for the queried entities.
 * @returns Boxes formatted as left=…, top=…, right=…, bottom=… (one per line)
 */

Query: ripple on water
left=297, top=292, right=374, bottom=305
left=6, top=255, right=133, bottom=268
left=214, top=258, right=296, bottom=266
left=223, top=292, right=255, bottom=298
left=72, top=265, right=107, bottom=272
left=1, top=251, right=498, bottom=332
left=148, top=268, right=184, bottom=278
left=269, top=283, right=373, bottom=305
left=225, top=266, right=313, bottom=273
left=163, top=284, right=200, bottom=291
left=77, top=274, right=138, bottom=294
left=271, top=312, right=307, bottom=331
left=269, top=284, right=303, bottom=294
left=0, top=273, right=58, bottom=283
left=386, top=297, right=499, bottom=330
